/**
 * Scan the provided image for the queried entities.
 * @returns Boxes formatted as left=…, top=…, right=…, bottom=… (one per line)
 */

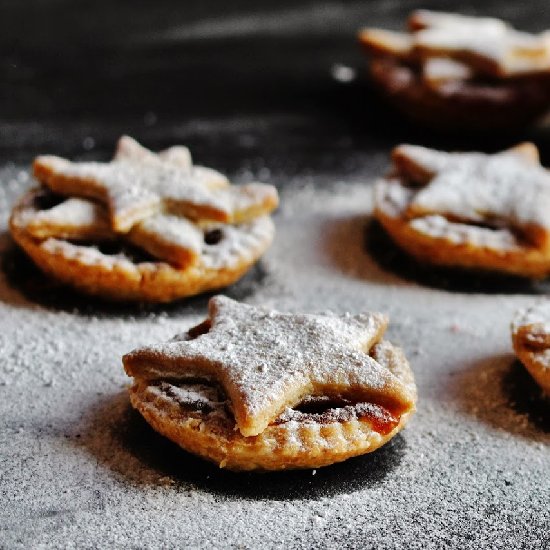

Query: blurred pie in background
left=359, top=10, right=550, bottom=132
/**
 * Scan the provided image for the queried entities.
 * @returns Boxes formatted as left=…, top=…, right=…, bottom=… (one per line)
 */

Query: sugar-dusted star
left=33, top=137, right=278, bottom=233
left=392, top=142, right=550, bottom=250
left=360, top=10, right=550, bottom=78
left=411, top=11, right=550, bottom=78
left=123, top=296, right=416, bottom=437
left=113, top=135, right=229, bottom=190
left=21, top=195, right=113, bottom=241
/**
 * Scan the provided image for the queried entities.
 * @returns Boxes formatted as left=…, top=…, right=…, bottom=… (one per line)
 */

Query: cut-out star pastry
left=396, top=143, right=550, bottom=249
left=410, top=11, right=550, bottom=78
left=10, top=137, right=278, bottom=302
left=124, top=296, right=417, bottom=470
left=34, top=149, right=277, bottom=233
left=124, top=295, right=415, bottom=437
left=374, top=143, right=550, bottom=278
left=21, top=195, right=113, bottom=241
left=361, top=10, right=550, bottom=79
left=127, top=214, right=204, bottom=267
left=359, top=11, right=550, bottom=131
left=115, top=134, right=193, bottom=170
left=114, top=135, right=229, bottom=190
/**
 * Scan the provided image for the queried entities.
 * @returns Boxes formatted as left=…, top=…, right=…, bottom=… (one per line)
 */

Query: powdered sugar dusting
left=277, top=401, right=395, bottom=426
left=36, top=155, right=234, bottom=229
left=152, top=381, right=225, bottom=410
left=30, top=197, right=107, bottom=229
left=114, top=135, right=229, bottom=189
left=1, top=162, right=548, bottom=549
left=414, top=13, right=550, bottom=76
left=14, top=138, right=278, bottom=280
left=410, top=215, right=520, bottom=249
left=406, top=146, right=550, bottom=233
left=33, top=136, right=278, bottom=233
left=35, top=215, right=274, bottom=275
left=376, top=144, right=550, bottom=253
left=422, top=57, right=474, bottom=85
left=200, top=216, right=274, bottom=269
left=363, top=10, right=550, bottom=78
left=125, top=296, right=411, bottom=436
left=513, top=300, right=550, bottom=339
left=130, top=213, right=204, bottom=261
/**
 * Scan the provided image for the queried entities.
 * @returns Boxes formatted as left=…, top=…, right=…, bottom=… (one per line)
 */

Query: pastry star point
left=32, top=139, right=278, bottom=234
left=124, top=296, right=413, bottom=437
left=393, top=143, right=550, bottom=249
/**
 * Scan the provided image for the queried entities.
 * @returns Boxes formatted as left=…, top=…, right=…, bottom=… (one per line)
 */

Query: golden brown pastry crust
left=374, top=143, right=550, bottom=278
left=9, top=137, right=278, bottom=302
left=359, top=11, right=550, bottom=131
left=512, top=305, right=550, bottom=394
left=10, top=189, right=275, bottom=303
left=375, top=207, right=550, bottom=279
left=128, top=340, right=415, bottom=471
left=123, top=297, right=417, bottom=471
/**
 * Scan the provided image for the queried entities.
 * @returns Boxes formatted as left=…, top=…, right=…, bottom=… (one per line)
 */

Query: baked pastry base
left=376, top=207, right=550, bottom=279
left=10, top=189, right=275, bottom=303
left=369, top=58, right=550, bottom=132
left=512, top=305, right=550, bottom=394
left=128, top=340, right=416, bottom=471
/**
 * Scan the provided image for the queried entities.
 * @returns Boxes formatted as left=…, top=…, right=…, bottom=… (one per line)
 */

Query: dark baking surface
left=2, top=0, right=550, bottom=166
left=2, top=1, right=550, bottom=548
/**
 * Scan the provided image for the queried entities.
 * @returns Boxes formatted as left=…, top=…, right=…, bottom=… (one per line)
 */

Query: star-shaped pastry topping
left=360, top=10, right=550, bottom=78
left=33, top=137, right=278, bottom=232
left=393, top=143, right=550, bottom=250
left=114, top=135, right=229, bottom=190
left=21, top=196, right=113, bottom=241
left=127, top=213, right=204, bottom=267
left=114, top=135, right=193, bottom=170
left=123, top=296, right=416, bottom=436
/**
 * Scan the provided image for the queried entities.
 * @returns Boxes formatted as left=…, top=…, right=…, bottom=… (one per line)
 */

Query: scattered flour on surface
left=0, top=164, right=548, bottom=549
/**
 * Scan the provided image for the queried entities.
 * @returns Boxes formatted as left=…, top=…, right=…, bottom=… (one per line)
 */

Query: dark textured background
left=2, top=0, right=550, bottom=168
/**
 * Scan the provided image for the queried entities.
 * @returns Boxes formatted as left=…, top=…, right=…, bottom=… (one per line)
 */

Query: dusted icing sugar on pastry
left=114, top=135, right=229, bottom=190
left=359, top=11, right=550, bottom=131
left=114, top=135, right=192, bottom=170
left=22, top=196, right=112, bottom=241
left=9, top=137, right=278, bottom=302
left=124, top=295, right=414, bottom=437
left=513, top=302, right=550, bottom=337
left=127, top=214, right=204, bottom=267
left=124, top=296, right=417, bottom=470
left=412, top=13, right=550, bottom=77
left=409, top=216, right=520, bottom=250
left=422, top=57, right=474, bottom=86
left=374, top=143, right=550, bottom=278
left=396, top=144, right=550, bottom=247
left=361, top=10, right=550, bottom=79
left=34, top=155, right=277, bottom=232
left=512, top=302, right=550, bottom=394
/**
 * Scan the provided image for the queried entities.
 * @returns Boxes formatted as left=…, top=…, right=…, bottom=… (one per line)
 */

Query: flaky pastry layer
left=10, top=189, right=274, bottom=302
left=374, top=143, right=550, bottom=278
left=512, top=305, right=550, bottom=394
left=129, top=340, right=416, bottom=471
left=375, top=205, right=550, bottom=278
left=367, top=58, right=550, bottom=132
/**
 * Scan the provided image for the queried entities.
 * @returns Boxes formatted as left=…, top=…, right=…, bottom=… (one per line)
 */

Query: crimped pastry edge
left=9, top=188, right=275, bottom=303
left=374, top=194, right=550, bottom=279
left=128, top=340, right=416, bottom=471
